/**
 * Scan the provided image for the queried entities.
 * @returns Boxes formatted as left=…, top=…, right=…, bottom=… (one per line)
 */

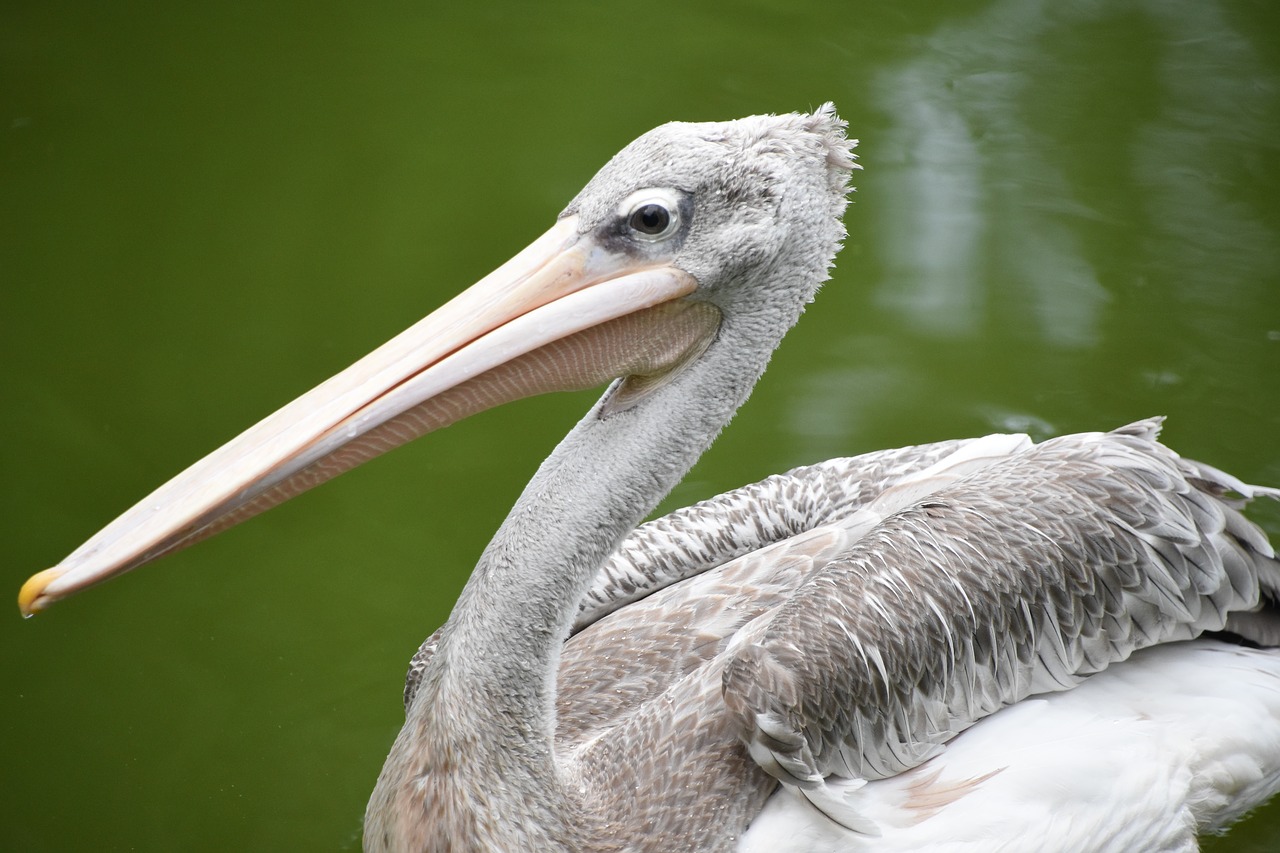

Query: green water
left=3, top=2, right=1278, bottom=850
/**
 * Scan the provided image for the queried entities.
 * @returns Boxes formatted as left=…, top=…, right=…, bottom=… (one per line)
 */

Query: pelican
left=19, top=105, right=1280, bottom=851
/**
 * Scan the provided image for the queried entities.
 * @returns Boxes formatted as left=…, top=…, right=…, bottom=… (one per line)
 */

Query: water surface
left=3, top=1, right=1278, bottom=849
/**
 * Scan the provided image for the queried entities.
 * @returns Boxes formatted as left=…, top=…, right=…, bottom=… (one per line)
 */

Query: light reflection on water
left=870, top=0, right=1277, bottom=351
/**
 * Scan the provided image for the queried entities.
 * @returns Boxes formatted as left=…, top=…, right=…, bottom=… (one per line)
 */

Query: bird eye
left=629, top=203, right=671, bottom=235
left=620, top=190, right=682, bottom=243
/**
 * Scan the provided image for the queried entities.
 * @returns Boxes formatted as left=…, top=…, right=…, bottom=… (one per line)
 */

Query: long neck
left=437, top=307, right=779, bottom=742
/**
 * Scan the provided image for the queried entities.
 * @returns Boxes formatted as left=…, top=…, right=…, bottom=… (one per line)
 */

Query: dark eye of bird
left=629, top=203, right=671, bottom=235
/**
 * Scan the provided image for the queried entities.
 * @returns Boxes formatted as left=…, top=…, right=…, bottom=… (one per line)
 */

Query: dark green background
left=4, top=1, right=1278, bottom=849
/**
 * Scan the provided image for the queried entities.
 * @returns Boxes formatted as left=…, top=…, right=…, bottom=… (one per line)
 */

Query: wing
left=721, top=419, right=1280, bottom=801
left=573, top=439, right=974, bottom=628
left=552, top=430, right=1042, bottom=745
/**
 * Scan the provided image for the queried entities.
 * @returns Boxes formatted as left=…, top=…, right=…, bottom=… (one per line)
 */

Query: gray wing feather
left=574, top=440, right=972, bottom=629
left=721, top=419, right=1280, bottom=792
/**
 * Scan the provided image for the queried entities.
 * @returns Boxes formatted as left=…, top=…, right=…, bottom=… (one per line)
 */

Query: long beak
left=20, top=216, right=713, bottom=615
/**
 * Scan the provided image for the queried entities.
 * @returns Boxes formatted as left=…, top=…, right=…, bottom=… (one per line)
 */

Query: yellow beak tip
left=18, top=568, right=61, bottom=618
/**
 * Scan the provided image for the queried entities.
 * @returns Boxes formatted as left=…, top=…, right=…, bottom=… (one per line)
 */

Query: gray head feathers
left=557, top=105, right=859, bottom=343
left=567, top=103, right=856, bottom=218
